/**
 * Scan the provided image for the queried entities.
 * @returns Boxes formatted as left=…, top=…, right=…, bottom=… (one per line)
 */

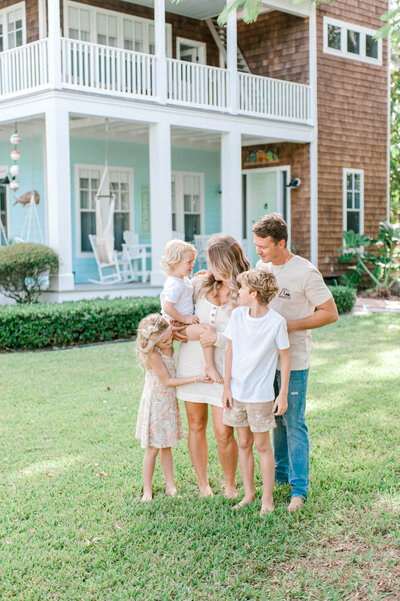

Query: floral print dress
left=135, top=347, right=184, bottom=449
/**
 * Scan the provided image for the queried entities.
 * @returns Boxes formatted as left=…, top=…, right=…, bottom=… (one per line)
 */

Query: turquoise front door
left=246, top=170, right=279, bottom=266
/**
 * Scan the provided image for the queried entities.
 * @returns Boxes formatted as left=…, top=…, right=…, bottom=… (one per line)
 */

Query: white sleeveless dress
left=176, top=277, right=233, bottom=407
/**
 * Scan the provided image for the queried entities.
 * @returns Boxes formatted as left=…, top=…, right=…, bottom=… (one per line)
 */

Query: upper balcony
left=0, top=0, right=313, bottom=126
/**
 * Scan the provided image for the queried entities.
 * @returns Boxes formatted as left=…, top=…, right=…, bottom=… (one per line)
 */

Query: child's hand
left=183, top=315, right=199, bottom=325
left=196, top=375, right=212, bottom=383
left=222, top=388, right=233, bottom=409
left=273, top=393, right=288, bottom=416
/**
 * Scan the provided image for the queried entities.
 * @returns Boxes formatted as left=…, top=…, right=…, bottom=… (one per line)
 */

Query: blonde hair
left=237, top=269, right=278, bottom=306
left=201, top=234, right=250, bottom=304
left=160, top=239, right=197, bottom=276
left=136, top=313, right=170, bottom=365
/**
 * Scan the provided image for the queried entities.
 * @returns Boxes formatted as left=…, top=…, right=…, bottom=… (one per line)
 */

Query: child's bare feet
left=224, top=482, right=238, bottom=499
left=260, top=498, right=274, bottom=515
left=199, top=484, right=214, bottom=498
left=232, top=495, right=255, bottom=510
left=141, top=490, right=153, bottom=502
left=165, top=486, right=178, bottom=497
left=288, top=496, right=304, bottom=513
left=205, top=366, right=224, bottom=384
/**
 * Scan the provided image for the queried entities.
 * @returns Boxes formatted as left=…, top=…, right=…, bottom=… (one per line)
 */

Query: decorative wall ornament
left=243, top=147, right=279, bottom=168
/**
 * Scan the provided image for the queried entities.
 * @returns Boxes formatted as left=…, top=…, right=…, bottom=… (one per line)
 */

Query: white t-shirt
left=223, top=306, right=289, bottom=403
left=160, top=276, right=194, bottom=321
left=256, top=255, right=332, bottom=370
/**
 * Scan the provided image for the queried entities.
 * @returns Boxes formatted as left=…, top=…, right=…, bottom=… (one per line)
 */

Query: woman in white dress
left=176, top=235, right=250, bottom=497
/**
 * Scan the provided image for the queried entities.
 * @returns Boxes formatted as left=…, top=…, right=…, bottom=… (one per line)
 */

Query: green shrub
left=0, top=243, right=59, bottom=304
left=0, top=296, right=161, bottom=350
left=328, top=285, right=357, bottom=314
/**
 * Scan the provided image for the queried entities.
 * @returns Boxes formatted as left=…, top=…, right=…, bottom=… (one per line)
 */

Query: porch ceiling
left=124, top=0, right=226, bottom=20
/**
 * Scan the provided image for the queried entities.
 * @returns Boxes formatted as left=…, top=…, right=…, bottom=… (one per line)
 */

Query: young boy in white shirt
left=222, top=269, right=291, bottom=514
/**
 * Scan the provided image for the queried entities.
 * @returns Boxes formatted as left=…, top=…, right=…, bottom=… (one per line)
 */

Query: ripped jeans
left=273, top=369, right=309, bottom=499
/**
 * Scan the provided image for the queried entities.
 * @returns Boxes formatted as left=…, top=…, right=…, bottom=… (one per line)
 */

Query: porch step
left=206, top=18, right=251, bottom=73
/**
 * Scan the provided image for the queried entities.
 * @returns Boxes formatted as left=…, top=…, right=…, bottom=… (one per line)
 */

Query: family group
left=135, top=213, right=339, bottom=513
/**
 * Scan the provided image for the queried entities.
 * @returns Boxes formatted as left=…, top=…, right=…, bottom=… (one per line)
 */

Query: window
left=176, top=38, right=206, bottom=64
left=65, top=1, right=172, bottom=56
left=0, top=182, right=7, bottom=246
left=343, top=169, right=364, bottom=235
left=76, top=165, right=133, bottom=255
left=0, top=2, right=26, bottom=52
left=324, top=17, right=382, bottom=65
left=171, top=172, right=204, bottom=242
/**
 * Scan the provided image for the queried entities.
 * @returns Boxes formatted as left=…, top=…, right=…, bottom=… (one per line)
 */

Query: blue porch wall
left=71, top=137, right=221, bottom=284
left=0, top=135, right=45, bottom=244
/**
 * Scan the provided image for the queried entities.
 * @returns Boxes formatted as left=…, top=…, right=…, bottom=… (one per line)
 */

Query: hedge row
left=0, top=297, right=161, bottom=351
left=328, top=285, right=356, bottom=314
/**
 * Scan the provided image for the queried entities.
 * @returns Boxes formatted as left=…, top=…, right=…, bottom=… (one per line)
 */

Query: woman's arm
left=222, top=340, right=233, bottom=409
left=273, top=348, right=291, bottom=416
left=147, top=352, right=210, bottom=386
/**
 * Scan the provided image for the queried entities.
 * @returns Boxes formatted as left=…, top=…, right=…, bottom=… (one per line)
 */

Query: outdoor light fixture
left=286, top=177, right=301, bottom=188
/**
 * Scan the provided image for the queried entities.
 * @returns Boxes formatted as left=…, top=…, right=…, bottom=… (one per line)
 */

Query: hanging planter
left=10, top=133, right=21, bottom=145
left=11, top=149, right=20, bottom=161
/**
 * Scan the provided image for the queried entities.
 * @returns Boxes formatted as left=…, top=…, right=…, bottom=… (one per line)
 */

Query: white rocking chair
left=88, top=234, right=133, bottom=284
left=194, top=234, right=211, bottom=270
left=122, top=231, right=150, bottom=282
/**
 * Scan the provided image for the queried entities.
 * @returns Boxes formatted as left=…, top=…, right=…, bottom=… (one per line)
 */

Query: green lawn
left=0, top=313, right=399, bottom=601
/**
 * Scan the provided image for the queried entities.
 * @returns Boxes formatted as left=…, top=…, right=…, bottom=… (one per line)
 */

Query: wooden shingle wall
left=316, top=0, right=388, bottom=272
left=243, top=142, right=311, bottom=259
left=237, top=11, right=309, bottom=84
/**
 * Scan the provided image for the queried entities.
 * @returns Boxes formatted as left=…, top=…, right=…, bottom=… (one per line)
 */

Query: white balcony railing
left=166, top=58, right=228, bottom=110
left=0, top=39, right=48, bottom=97
left=0, top=39, right=312, bottom=125
left=61, top=38, right=156, bottom=99
left=239, top=72, right=311, bottom=122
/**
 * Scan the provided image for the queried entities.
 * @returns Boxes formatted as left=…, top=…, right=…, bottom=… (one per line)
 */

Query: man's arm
left=287, top=297, right=338, bottom=334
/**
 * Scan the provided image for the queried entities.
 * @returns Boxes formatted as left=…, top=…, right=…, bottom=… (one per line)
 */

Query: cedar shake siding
left=237, top=11, right=309, bottom=85
left=242, top=143, right=311, bottom=260
left=316, top=0, right=388, bottom=273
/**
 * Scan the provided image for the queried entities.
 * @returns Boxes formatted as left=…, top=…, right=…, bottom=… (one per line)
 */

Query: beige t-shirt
left=256, top=255, right=332, bottom=370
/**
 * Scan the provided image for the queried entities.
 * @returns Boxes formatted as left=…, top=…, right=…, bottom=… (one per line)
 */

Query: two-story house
left=0, top=0, right=389, bottom=301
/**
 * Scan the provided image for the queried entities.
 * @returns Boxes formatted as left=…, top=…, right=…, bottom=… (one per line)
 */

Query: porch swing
left=88, top=119, right=134, bottom=284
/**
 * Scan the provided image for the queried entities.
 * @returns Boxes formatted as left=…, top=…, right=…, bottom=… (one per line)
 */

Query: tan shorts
left=223, top=399, right=276, bottom=433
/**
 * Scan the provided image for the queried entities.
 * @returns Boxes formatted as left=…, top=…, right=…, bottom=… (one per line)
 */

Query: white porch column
left=227, top=2, right=238, bottom=114
left=149, top=122, right=172, bottom=285
left=38, top=0, right=47, bottom=39
left=47, top=0, right=62, bottom=89
left=154, top=0, right=167, bottom=104
left=309, top=3, right=318, bottom=266
left=220, top=130, right=242, bottom=240
left=45, top=100, right=74, bottom=291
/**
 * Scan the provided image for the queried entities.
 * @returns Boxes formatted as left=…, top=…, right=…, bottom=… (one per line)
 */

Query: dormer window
left=324, top=17, right=382, bottom=65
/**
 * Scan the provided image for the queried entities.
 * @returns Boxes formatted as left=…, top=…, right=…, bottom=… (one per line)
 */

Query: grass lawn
left=0, top=313, right=399, bottom=601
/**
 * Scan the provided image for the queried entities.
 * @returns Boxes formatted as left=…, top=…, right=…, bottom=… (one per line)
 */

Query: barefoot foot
left=165, top=487, right=178, bottom=497
left=199, top=484, right=214, bottom=498
left=205, top=366, right=224, bottom=384
left=260, top=499, right=274, bottom=515
left=288, top=496, right=304, bottom=513
left=141, top=491, right=153, bottom=503
left=232, top=495, right=255, bottom=510
left=224, top=482, right=238, bottom=499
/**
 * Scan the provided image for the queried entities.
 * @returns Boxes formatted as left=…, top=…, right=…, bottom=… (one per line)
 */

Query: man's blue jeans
left=273, top=369, right=309, bottom=499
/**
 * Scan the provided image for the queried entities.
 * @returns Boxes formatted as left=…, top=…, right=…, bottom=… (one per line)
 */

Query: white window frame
left=171, top=171, right=205, bottom=241
left=176, top=37, right=206, bottom=64
left=0, top=168, right=9, bottom=246
left=0, top=1, right=26, bottom=52
left=75, top=163, right=134, bottom=258
left=64, top=1, right=172, bottom=56
left=342, top=168, right=364, bottom=237
left=323, top=17, right=382, bottom=66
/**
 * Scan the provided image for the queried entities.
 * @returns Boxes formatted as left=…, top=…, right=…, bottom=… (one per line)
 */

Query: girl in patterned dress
left=135, top=313, right=210, bottom=502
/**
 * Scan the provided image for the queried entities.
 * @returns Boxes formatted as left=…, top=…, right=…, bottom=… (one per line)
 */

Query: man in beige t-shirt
left=253, top=213, right=338, bottom=512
